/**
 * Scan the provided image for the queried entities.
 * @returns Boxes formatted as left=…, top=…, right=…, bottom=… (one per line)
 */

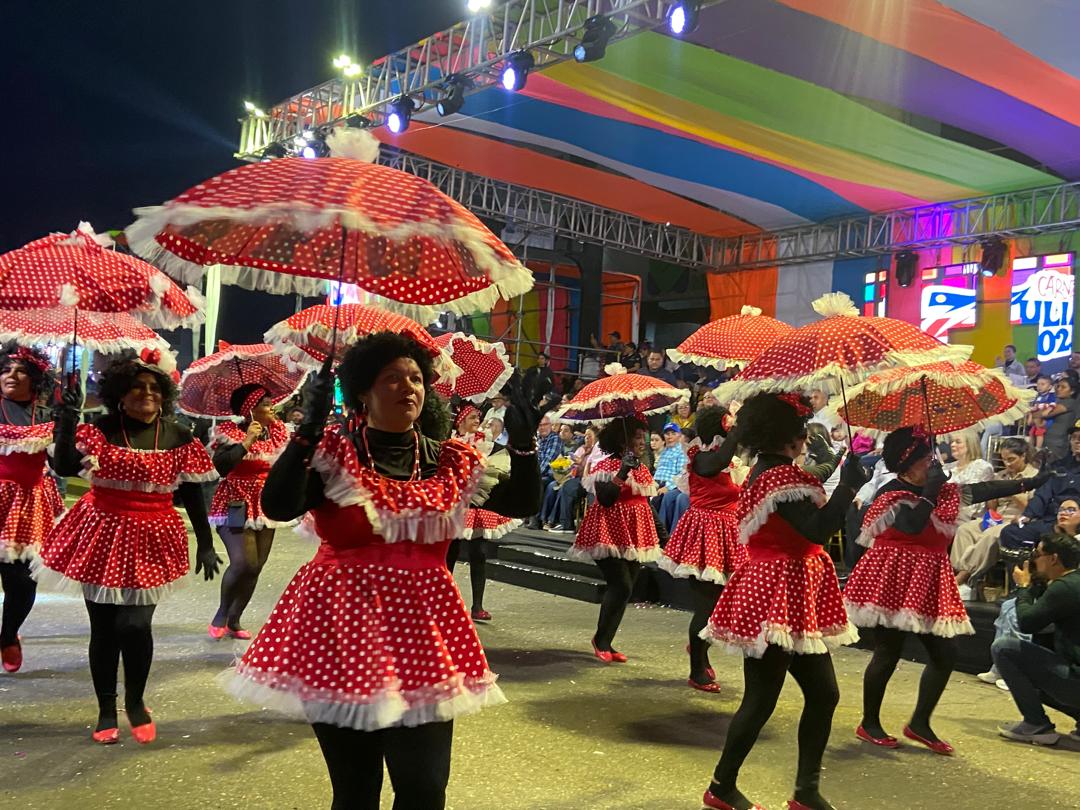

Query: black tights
left=213, top=527, right=274, bottom=629
left=0, top=561, right=36, bottom=646
left=710, top=646, right=840, bottom=810
left=593, top=558, right=641, bottom=651
left=688, top=578, right=723, bottom=683
left=85, top=601, right=156, bottom=730
left=861, top=627, right=957, bottom=742
left=312, top=720, right=454, bottom=810
left=445, top=539, right=487, bottom=611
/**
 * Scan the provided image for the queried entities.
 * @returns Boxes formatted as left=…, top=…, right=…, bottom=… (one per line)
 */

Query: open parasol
left=0, top=307, right=172, bottom=358
left=430, top=332, right=513, bottom=404
left=127, top=129, right=533, bottom=322
left=667, top=305, right=793, bottom=369
left=178, top=342, right=307, bottom=418
left=554, top=363, right=688, bottom=425
left=832, top=360, right=1035, bottom=438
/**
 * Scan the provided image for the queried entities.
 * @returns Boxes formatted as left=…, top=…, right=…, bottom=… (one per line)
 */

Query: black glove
left=1021, top=468, right=1057, bottom=491
left=194, top=547, right=223, bottom=581
left=503, top=370, right=542, bottom=450
left=838, top=451, right=869, bottom=491
left=298, top=355, right=334, bottom=442
left=923, top=460, right=949, bottom=502
left=806, top=432, right=832, bottom=462
left=618, top=451, right=639, bottom=480
left=51, top=376, right=82, bottom=419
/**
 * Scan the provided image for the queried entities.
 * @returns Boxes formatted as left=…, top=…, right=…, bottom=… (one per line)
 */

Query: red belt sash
left=0, top=451, right=46, bottom=488
left=312, top=540, right=451, bottom=570
left=89, top=486, right=174, bottom=515
left=747, top=533, right=824, bottom=563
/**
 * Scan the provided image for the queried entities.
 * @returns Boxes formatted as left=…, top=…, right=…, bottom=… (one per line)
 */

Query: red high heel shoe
left=855, top=725, right=899, bottom=748
left=1, top=636, right=22, bottom=673
left=128, top=710, right=156, bottom=745
left=609, top=649, right=628, bottom=663
left=91, top=727, right=119, bottom=745
left=689, top=678, right=722, bottom=694
left=227, top=627, right=253, bottom=640
left=686, top=643, right=716, bottom=681
left=903, top=725, right=954, bottom=756
left=591, top=638, right=613, bottom=664
left=701, top=790, right=765, bottom=810
left=207, top=623, right=228, bottom=640
left=471, top=609, right=493, bottom=622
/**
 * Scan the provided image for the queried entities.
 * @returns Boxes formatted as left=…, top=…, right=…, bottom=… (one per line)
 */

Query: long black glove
left=965, top=469, right=1057, bottom=504
left=893, top=461, right=947, bottom=535
left=503, top=370, right=543, bottom=451
left=617, top=451, right=640, bottom=481
left=297, top=355, right=335, bottom=447
left=178, top=481, right=222, bottom=581
left=838, top=451, right=871, bottom=492
left=49, top=378, right=84, bottom=477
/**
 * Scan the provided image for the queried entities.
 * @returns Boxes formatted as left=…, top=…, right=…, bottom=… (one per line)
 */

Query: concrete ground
left=2, top=525, right=1078, bottom=810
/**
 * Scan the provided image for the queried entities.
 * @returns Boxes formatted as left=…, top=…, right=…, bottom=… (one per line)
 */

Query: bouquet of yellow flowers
left=549, top=455, right=573, bottom=486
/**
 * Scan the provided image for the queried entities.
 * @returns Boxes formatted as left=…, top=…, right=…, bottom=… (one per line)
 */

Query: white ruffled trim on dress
left=0, top=544, right=40, bottom=564
left=461, top=518, right=521, bottom=541
left=29, top=556, right=188, bottom=605
left=844, top=601, right=975, bottom=637
left=566, top=543, right=661, bottom=563
left=208, top=515, right=290, bottom=531
left=0, top=434, right=52, bottom=456
left=585, top=469, right=658, bottom=498
left=700, top=620, right=860, bottom=658
left=657, top=555, right=729, bottom=584
left=219, top=665, right=507, bottom=731
left=738, top=484, right=826, bottom=544
left=857, top=501, right=958, bottom=548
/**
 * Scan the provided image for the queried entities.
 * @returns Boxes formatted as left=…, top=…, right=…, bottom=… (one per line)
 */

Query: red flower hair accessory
left=776, top=391, right=813, bottom=417
left=10, top=347, right=50, bottom=374
left=140, top=347, right=162, bottom=366
left=453, top=404, right=478, bottom=431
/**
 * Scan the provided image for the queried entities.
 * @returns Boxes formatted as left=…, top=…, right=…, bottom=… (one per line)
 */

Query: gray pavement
left=2, top=525, right=1078, bottom=809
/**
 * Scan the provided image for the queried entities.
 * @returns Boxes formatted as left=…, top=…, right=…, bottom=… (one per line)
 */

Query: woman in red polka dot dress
left=658, top=405, right=747, bottom=693
left=569, top=415, right=660, bottom=663
left=845, top=426, right=1051, bottom=755
left=701, top=392, right=868, bottom=810
left=445, top=404, right=521, bottom=622
left=36, top=353, right=222, bottom=745
left=0, top=345, right=65, bottom=674
left=222, top=333, right=541, bottom=810
left=206, top=384, right=290, bottom=640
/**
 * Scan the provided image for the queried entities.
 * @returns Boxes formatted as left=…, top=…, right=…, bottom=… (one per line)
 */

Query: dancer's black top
left=0, top=397, right=49, bottom=426
left=747, top=452, right=857, bottom=545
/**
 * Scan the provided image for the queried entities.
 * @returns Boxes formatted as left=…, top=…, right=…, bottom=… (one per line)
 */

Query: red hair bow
left=777, top=391, right=812, bottom=417
left=139, top=347, right=162, bottom=366
left=11, top=347, right=50, bottom=374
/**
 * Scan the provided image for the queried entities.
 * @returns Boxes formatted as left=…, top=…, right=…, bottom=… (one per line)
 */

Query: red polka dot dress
left=703, top=465, right=859, bottom=657
left=223, top=428, right=506, bottom=730
left=458, top=430, right=520, bottom=541
left=843, top=484, right=973, bottom=636
left=208, top=420, right=290, bottom=529
left=659, top=439, right=747, bottom=584
left=569, top=455, right=661, bottom=563
left=0, top=422, right=65, bottom=564
left=33, top=423, right=218, bottom=604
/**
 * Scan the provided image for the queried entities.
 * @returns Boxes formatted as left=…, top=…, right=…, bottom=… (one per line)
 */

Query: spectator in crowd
left=537, top=424, right=582, bottom=529
left=952, top=438, right=1039, bottom=600
left=653, top=423, right=689, bottom=495
left=640, top=349, right=677, bottom=386
left=1042, top=374, right=1079, bottom=460
left=524, top=414, right=562, bottom=529
left=945, top=430, right=995, bottom=520
left=807, top=387, right=840, bottom=433
left=523, top=352, right=556, bottom=400
left=1070, top=351, right=1080, bottom=373
left=487, top=392, right=508, bottom=422
left=671, top=400, right=696, bottom=431
left=997, top=344, right=1024, bottom=379
left=1000, top=421, right=1080, bottom=552
left=646, top=432, right=663, bottom=473
left=993, top=533, right=1080, bottom=745
left=699, top=389, right=721, bottom=410
left=1025, top=357, right=1042, bottom=387
left=544, top=426, right=598, bottom=534
left=1029, top=374, right=1057, bottom=449
left=619, top=342, right=642, bottom=372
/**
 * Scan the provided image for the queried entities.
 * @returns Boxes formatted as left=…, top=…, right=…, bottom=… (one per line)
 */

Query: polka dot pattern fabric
left=0, top=307, right=171, bottom=357
left=461, top=508, right=521, bottom=541
left=838, top=360, right=1032, bottom=436
left=34, top=423, right=218, bottom=605
left=0, top=423, right=64, bottom=563
left=128, top=157, right=533, bottom=316
left=555, top=371, right=688, bottom=425
left=570, top=457, right=661, bottom=562
left=207, top=420, right=290, bottom=529
left=179, top=343, right=306, bottom=417
left=0, top=227, right=201, bottom=330
left=668, top=310, right=793, bottom=369
left=703, top=466, right=858, bottom=657
left=659, top=447, right=747, bottom=584
left=223, top=430, right=503, bottom=730
left=844, top=485, right=973, bottom=636
left=430, top=333, right=513, bottom=405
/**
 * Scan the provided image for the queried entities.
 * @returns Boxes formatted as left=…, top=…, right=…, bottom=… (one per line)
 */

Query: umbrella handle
left=838, top=375, right=854, bottom=447
left=70, top=307, right=78, bottom=381
left=920, top=375, right=936, bottom=448
left=329, top=223, right=346, bottom=366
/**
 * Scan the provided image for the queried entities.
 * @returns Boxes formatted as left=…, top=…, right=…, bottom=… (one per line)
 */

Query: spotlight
left=436, top=76, right=467, bottom=117
left=500, top=51, right=534, bottom=92
left=667, top=2, right=700, bottom=36
left=344, top=113, right=370, bottom=128
left=895, top=251, right=919, bottom=288
left=979, top=238, right=1007, bottom=277
left=386, top=97, right=414, bottom=134
left=299, top=136, right=329, bottom=159
left=574, top=15, right=617, bottom=63
left=467, top=0, right=492, bottom=12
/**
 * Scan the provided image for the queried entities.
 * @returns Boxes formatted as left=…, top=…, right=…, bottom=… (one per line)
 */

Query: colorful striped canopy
left=382, top=0, right=1075, bottom=235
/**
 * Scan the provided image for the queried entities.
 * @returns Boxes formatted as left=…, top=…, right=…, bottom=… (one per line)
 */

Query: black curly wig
left=882, top=427, right=932, bottom=474
left=98, top=353, right=178, bottom=415
left=0, top=343, right=52, bottom=400
left=337, top=331, right=436, bottom=413
left=693, top=404, right=730, bottom=446
left=418, top=390, right=452, bottom=441
left=229, top=383, right=270, bottom=417
left=597, top=416, right=647, bottom=457
left=736, top=392, right=811, bottom=455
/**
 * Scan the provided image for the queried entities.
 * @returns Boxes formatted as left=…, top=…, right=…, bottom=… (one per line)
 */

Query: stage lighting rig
left=895, top=251, right=918, bottom=287
left=436, top=76, right=468, bottom=117
left=574, top=15, right=617, bottom=63
left=500, top=51, right=534, bottom=92
left=667, top=2, right=700, bottom=36
left=979, top=238, right=1007, bottom=277
left=386, top=97, right=415, bottom=134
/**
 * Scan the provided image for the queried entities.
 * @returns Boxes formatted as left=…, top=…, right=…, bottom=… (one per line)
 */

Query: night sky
left=2, top=0, right=464, bottom=249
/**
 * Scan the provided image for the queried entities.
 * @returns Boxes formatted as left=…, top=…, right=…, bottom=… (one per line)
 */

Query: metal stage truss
left=236, top=0, right=718, bottom=160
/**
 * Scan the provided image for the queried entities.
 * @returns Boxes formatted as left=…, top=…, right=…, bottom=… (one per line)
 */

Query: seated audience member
left=524, top=413, right=561, bottom=529
left=993, top=534, right=1080, bottom=745
left=1029, top=374, right=1056, bottom=449
left=952, top=438, right=1039, bottom=600
left=544, top=426, right=597, bottom=533
left=671, top=400, right=696, bottom=431
left=945, top=430, right=995, bottom=520
left=1043, top=374, right=1080, bottom=460
left=538, top=424, right=582, bottom=528
left=653, top=422, right=688, bottom=493
left=1000, top=421, right=1080, bottom=552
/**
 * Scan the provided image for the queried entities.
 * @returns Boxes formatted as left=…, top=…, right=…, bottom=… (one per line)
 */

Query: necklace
left=0, top=398, right=34, bottom=426
left=121, top=413, right=160, bottom=451
left=360, top=424, right=421, bottom=481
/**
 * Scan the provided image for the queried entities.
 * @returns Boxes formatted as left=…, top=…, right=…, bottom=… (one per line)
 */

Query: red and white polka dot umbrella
left=0, top=223, right=203, bottom=330
left=126, top=130, right=533, bottom=321
left=178, top=342, right=307, bottom=418
left=430, top=332, right=513, bottom=404
left=0, top=307, right=171, bottom=358
left=833, top=360, right=1035, bottom=437
left=263, top=303, right=458, bottom=384
left=668, top=305, right=793, bottom=369
left=554, top=363, right=688, bottom=425
left=719, top=293, right=972, bottom=401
